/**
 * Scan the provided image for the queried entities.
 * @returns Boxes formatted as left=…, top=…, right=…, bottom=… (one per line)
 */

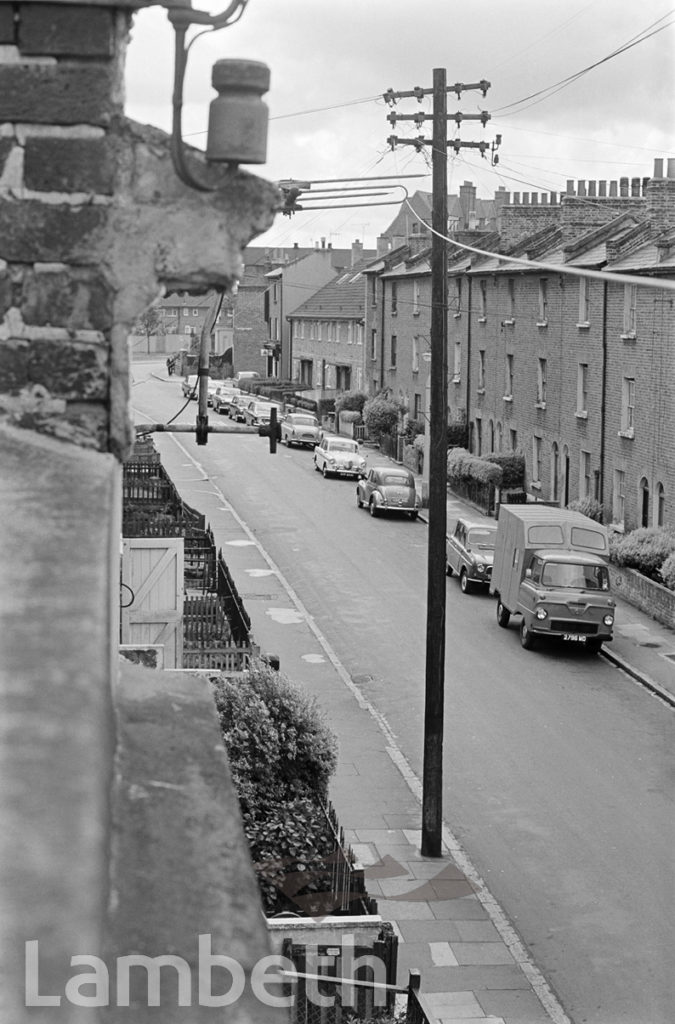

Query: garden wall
left=608, top=565, right=675, bottom=630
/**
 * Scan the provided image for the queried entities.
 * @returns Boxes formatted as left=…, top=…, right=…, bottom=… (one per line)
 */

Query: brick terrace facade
left=364, top=163, right=675, bottom=532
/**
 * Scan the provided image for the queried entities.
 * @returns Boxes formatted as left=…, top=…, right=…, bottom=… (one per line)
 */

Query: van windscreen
left=528, top=525, right=564, bottom=545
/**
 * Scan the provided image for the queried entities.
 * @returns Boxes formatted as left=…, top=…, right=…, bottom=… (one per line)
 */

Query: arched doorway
left=562, top=446, right=570, bottom=507
left=551, top=442, right=560, bottom=504
left=640, top=477, right=650, bottom=527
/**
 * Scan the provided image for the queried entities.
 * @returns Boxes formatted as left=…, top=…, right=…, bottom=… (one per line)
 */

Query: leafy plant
left=485, top=451, right=525, bottom=490
left=609, top=526, right=675, bottom=582
left=363, top=395, right=401, bottom=440
left=211, top=659, right=338, bottom=816
left=446, top=422, right=468, bottom=448
left=447, top=447, right=502, bottom=486
left=660, top=551, right=675, bottom=590
left=335, top=390, right=367, bottom=415
left=567, top=497, right=605, bottom=523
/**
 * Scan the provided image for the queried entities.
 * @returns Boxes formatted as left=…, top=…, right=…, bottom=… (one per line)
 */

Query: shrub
left=660, top=551, right=675, bottom=590
left=211, top=659, right=338, bottom=817
left=363, top=395, right=401, bottom=439
left=484, top=452, right=525, bottom=490
left=335, top=390, right=367, bottom=415
left=609, top=526, right=675, bottom=582
left=339, top=409, right=361, bottom=424
left=447, top=448, right=502, bottom=486
left=413, top=433, right=426, bottom=453
left=567, top=497, right=605, bottom=523
left=446, top=422, right=468, bottom=449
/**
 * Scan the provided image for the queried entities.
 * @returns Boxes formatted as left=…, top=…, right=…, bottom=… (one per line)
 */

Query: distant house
left=287, top=264, right=369, bottom=393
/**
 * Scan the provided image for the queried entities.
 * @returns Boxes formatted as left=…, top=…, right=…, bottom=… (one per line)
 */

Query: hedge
left=447, top=447, right=502, bottom=486
left=609, top=526, right=675, bottom=586
left=484, top=451, right=525, bottom=490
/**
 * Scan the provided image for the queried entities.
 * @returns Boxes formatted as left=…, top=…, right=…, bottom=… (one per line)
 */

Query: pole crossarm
left=383, top=80, right=490, bottom=103
left=388, top=111, right=490, bottom=126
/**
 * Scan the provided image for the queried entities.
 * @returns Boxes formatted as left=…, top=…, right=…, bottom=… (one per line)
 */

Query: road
left=131, top=363, right=675, bottom=1024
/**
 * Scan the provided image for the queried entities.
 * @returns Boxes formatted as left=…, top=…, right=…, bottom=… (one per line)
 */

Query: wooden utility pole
left=384, top=73, right=497, bottom=857
left=422, top=67, right=449, bottom=856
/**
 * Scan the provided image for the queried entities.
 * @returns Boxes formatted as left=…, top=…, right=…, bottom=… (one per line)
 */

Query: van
left=234, top=371, right=261, bottom=383
left=489, top=505, right=615, bottom=653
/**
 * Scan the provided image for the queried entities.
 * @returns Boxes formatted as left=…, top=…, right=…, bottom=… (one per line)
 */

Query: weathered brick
left=0, top=336, right=107, bottom=400
left=25, top=137, right=114, bottom=195
left=0, top=271, right=12, bottom=319
left=0, top=64, right=117, bottom=126
left=0, top=4, right=15, bottom=43
left=18, top=3, right=115, bottom=57
left=21, top=268, right=114, bottom=331
left=0, top=198, right=108, bottom=263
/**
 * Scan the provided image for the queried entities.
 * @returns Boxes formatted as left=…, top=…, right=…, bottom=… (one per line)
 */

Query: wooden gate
left=121, top=538, right=184, bottom=668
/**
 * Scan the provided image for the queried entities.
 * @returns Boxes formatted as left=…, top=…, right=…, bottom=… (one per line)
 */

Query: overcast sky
left=124, top=0, right=675, bottom=251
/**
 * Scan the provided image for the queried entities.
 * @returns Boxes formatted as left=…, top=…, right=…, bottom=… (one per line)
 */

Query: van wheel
left=520, top=619, right=536, bottom=650
left=586, top=639, right=603, bottom=654
left=496, top=601, right=510, bottom=628
left=446, top=561, right=454, bottom=577
left=459, top=569, right=471, bottom=594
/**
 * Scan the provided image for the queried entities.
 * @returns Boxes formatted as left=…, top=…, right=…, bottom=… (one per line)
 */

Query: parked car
left=181, top=374, right=198, bottom=399
left=213, top=384, right=242, bottom=415
left=243, top=399, right=282, bottom=427
left=446, top=517, right=498, bottom=593
left=227, top=394, right=249, bottom=422
left=206, top=379, right=220, bottom=406
left=313, top=436, right=366, bottom=479
left=281, top=412, right=321, bottom=449
left=356, top=466, right=419, bottom=519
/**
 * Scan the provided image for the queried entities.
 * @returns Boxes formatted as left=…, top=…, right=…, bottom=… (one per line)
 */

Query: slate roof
left=288, top=266, right=367, bottom=320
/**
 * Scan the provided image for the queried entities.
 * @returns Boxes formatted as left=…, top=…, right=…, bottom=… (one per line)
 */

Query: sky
left=124, top=0, right=675, bottom=252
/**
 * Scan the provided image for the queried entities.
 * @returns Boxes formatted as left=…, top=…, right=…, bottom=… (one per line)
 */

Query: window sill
left=453, top=312, right=462, bottom=320
left=536, top=320, right=548, bottom=328
left=391, top=311, right=398, bottom=317
left=535, top=401, right=546, bottom=410
left=477, top=387, right=485, bottom=396
left=620, top=332, right=636, bottom=341
left=413, top=310, right=420, bottom=317
left=577, top=321, right=590, bottom=330
left=609, top=522, right=625, bottom=534
left=478, top=316, right=487, bottom=324
left=531, top=481, right=542, bottom=491
left=618, top=428, right=635, bottom=439
left=452, top=375, right=461, bottom=384
left=503, top=395, right=513, bottom=403
left=502, top=318, right=515, bottom=327
left=412, top=368, right=419, bottom=375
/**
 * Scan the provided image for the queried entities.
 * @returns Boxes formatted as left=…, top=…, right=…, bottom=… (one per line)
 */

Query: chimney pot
left=609, top=181, right=618, bottom=197
left=653, top=158, right=664, bottom=179
left=631, top=177, right=640, bottom=197
left=566, top=180, right=575, bottom=195
left=541, top=194, right=548, bottom=205
left=667, top=158, right=675, bottom=179
left=599, top=181, right=607, bottom=197
left=578, top=181, right=587, bottom=197
left=550, top=192, right=557, bottom=205
left=588, top=181, right=597, bottom=197
left=620, top=177, right=629, bottom=197
left=513, top=192, right=520, bottom=204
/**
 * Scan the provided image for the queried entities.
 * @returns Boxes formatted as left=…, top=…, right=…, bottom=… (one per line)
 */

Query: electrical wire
left=403, top=198, right=675, bottom=293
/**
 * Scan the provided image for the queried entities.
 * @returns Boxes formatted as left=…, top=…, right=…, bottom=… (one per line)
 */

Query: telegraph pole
left=384, top=72, right=498, bottom=856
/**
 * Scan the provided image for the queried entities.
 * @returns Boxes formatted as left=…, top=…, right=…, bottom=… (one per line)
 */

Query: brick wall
left=0, top=1, right=278, bottom=459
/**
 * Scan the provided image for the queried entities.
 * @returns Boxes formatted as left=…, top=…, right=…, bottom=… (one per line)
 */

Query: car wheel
left=520, top=619, right=536, bottom=650
left=446, top=560, right=454, bottom=577
left=496, top=600, right=511, bottom=628
left=586, top=638, right=603, bottom=654
left=409, top=510, right=418, bottom=521
left=369, top=499, right=379, bottom=518
left=356, top=491, right=363, bottom=508
left=322, top=465, right=329, bottom=478
left=459, top=569, right=472, bottom=594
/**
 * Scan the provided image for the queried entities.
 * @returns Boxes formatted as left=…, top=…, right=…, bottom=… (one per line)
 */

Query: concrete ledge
left=106, top=665, right=286, bottom=1022
left=0, top=425, right=119, bottom=1021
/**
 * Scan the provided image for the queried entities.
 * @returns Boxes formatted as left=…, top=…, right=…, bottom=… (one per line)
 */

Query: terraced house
left=364, top=160, right=675, bottom=533
left=287, top=261, right=368, bottom=393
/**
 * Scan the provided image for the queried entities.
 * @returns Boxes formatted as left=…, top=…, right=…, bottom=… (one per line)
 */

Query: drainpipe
left=380, top=277, right=386, bottom=390
left=599, top=279, right=608, bottom=512
left=465, top=276, right=472, bottom=442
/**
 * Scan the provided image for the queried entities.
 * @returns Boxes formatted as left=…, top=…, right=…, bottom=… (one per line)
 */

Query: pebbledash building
left=357, top=161, right=675, bottom=534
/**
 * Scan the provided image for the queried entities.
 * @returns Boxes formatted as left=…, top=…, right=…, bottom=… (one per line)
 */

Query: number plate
left=563, top=632, right=587, bottom=643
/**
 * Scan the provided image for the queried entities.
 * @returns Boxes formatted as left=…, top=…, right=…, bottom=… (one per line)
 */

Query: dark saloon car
left=356, top=466, right=419, bottom=519
left=446, top=517, right=497, bottom=593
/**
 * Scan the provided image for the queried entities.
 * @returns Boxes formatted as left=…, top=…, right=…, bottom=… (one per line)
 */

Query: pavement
left=144, top=373, right=675, bottom=1024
